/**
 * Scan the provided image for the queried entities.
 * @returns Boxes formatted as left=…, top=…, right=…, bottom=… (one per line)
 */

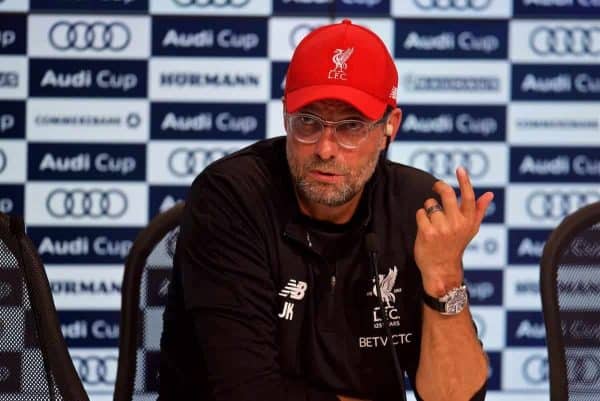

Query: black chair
left=0, top=212, right=90, bottom=401
left=114, top=202, right=185, bottom=401
left=541, top=201, right=600, bottom=401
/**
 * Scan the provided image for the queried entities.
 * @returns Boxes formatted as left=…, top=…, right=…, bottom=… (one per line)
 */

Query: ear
left=386, top=107, right=402, bottom=142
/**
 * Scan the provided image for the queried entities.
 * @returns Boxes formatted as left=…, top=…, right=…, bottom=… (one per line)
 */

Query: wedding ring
left=425, top=204, right=443, bottom=217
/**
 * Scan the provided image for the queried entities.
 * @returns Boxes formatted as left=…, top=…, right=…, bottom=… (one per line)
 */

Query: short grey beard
left=286, top=146, right=380, bottom=207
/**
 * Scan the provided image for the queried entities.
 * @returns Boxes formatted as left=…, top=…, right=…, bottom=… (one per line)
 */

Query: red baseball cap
left=284, top=19, right=398, bottom=121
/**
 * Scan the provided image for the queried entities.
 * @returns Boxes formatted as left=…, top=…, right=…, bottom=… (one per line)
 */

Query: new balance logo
left=278, top=279, right=307, bottom=300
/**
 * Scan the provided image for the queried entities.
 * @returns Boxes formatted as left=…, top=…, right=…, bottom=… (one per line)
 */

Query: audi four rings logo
left=408, top=150, right=489, bottom=178
left=72, top=356, right=117, bottom=385
left=172, top=0, right=251, bottom=6
left=0, top=149, right=6, bottom=174
left=46, top=189, right=128, bottom=218
left=523, top=355, right=549, bottom=384
left=49, top=21, right=131, bottom=51
left=530, top=27, right=600, bottom=56
left=413, top=0, right=492, bottom=10
left=526, top=191, right=600, bottom=220
left=168, top=148, right=235, bottom=177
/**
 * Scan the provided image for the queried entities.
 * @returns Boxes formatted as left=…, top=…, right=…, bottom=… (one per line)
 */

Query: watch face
left=443, top=287, right=468, bottom=315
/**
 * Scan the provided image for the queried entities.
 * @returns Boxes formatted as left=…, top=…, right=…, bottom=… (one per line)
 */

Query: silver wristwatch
left=422, top=284, right=469, bottom=315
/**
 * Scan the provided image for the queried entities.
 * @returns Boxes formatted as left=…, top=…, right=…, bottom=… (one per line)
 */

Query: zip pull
left=306, top=231, right=313, bottom=248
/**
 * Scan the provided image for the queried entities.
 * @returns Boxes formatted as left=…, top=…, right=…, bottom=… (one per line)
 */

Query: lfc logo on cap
left=328, top=48, right=354, bottom=81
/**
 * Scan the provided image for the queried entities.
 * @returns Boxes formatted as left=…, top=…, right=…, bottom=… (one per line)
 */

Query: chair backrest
left=114, top=202, right=184, bottom=401
left=541, top=201, right=600, bottom=401
left=0, top=212, right=90, bottom=401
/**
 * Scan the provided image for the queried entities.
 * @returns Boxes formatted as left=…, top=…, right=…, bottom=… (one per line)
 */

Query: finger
left=416, top=207, right=433, bottom=233
left=457, top=166, right=476, bottom=219
left=475, top=191, right=495, bottom=226
left=424, top=198, right=447, bottom=226
left=431, top=180, right=459, bottom=220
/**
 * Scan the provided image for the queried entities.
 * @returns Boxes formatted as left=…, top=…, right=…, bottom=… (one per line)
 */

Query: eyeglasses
left=285, top=112, right=388, bottom=150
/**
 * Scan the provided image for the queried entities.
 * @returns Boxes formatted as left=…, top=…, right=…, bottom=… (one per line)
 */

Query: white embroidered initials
left=328, top=47, right=354, bottom=81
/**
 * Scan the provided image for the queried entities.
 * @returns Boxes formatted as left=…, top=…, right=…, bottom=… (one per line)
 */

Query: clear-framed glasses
left=284, top=112, right=388, bottom=150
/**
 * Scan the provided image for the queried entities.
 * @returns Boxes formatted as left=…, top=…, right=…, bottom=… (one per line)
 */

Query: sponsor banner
left=506, top=311, right=546, bottom=346
left=28, top=15, right=150, bottom=59
left=271, top=61, right=288, bottom=100
left=392, top=0, right=512, bottom=18
left=60, top=311, right=119, bottom=347
left=28, top=227, right=138, bottom=264
left=30, top=59, right=147, bottom=98
left=508, top=102, right=600, bottom=145
left=0, top=100, right=24, bottom=138
left=504, top=267, right=542, bottom=310
left=470, top=307, right=505, bottom=351
left=395, top=19, right=507, bottom=59
left=30, top=0, right=148, bottom=11
left=0, top=140, right=26, bottom=183
left=502, top=348, right=549, bottom=390
left=147, top=140, right=252, bottom=184
left=0, top=56, right=26, bottom=99
left=507, top=184, right=600, bottom=227
left=464, top=270, right=503, bottom=305
left=151, top=102, right=265, bottom=140
left=396, top=60, right=510, bottom=104
left=149, top=58, right=268, bottom=102
left=0, top=14, right=26, bottom=55
left=153, top=16, right=267, bottom=57
left=68, top=348, right=118, bottom=393
left=513, top=0, right=600, bottom=17
left=388, top=142, right=508, bottom=186
left=508, top=229, right=551, bottom=265
left=0, top=184, right=23, bottom=215
left=269, top=17, right=393, bottom=60
left=556, top=266, right=600, bottom=311
left=0, top=0, right=28, bottom=12
left=511, top=21, right=600, bottom=64
left=463, top=224, right=506, bottom=268
left=510, top=146, right=600, bottom=183
left=148, top=185, right=188, bottom=218
left=273, top=0, right=389, bottom=15
left=562, top=311, right=600, bottom=346
left=27, top=99, right=148, bottom=143
left=150, top=0, right=271, bottom=15
left=47, top=266, right=123, bottom=310
left=512, top=64, right=600, bottom=100
left=486, top=351, right=502, bottom=391
left=25, top=183, right=148, bottom=226
left=478, top=186, right=504, bottom=223
left=28, top=143, right=146, bottom=181
left=267, top=100, right=285, bottom=139
left=398, top=105, right=506, bottom=141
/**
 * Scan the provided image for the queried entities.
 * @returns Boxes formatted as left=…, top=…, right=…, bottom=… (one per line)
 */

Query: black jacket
left=159, top=137, right=487, bottom=401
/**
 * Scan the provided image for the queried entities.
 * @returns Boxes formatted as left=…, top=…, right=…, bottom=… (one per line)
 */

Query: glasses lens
left=335, top=120, right=369, bottom=148
left=290, top=114, right=322, bottom=143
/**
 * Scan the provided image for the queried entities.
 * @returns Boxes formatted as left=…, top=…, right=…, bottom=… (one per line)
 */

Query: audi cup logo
left=72, top=355, right=117, bottom=385
left=289, top=24, right=318, bottom=50
left=413, top=0, right=492, bottom=10
left=49, top=21, right=131, bottom=51
left=46, top=189, right=128, bottom=218
left=172, top=0, right=251, bottom=7
left=530, top=27, right=600, bottom=56
left=0, top=149, right=6, bottom=174
left=168, top=148, right=235, bottom=177
left=567, top=355, right=600, bottom=386
left=526, top=191, right=600, bottom=220
left=522, top=355, right=549, bottom=384
left=408, top=149, right=489, bottom=178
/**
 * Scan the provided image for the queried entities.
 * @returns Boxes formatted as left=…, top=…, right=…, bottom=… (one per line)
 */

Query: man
left=160, top=19, right=490, bottom=401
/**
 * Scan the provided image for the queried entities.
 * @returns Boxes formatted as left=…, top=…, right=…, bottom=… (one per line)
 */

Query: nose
left=313, top=125, right=339, bottom=160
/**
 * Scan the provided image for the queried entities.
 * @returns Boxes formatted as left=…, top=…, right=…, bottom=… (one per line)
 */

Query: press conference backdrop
left=1, top=0, right=600, bottom=400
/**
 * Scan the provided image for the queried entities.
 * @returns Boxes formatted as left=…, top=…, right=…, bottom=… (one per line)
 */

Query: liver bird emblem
left=332, top=47, right=354, bottom=71
left=372, top=266, right=398, bottom=307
